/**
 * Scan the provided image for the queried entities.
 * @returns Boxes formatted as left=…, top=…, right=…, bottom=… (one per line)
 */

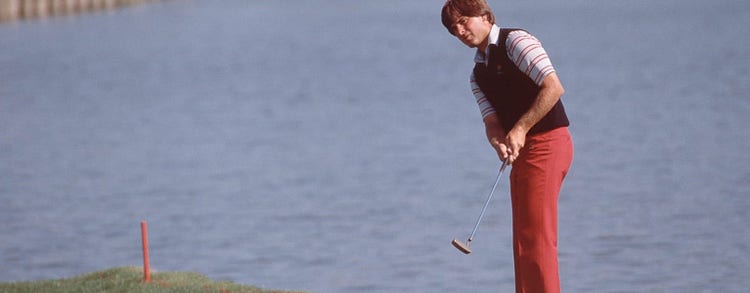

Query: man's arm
left=506, top=72, right=565, bottom=161
left=503, top=30, right=565, bottom=162
left=484, top=112, right=511, bottom=162
left=472, top=72, right=511, bottom=161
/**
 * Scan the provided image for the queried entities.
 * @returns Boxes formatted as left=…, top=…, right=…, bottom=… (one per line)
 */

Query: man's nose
left=455, top=25, right=466, bottom=36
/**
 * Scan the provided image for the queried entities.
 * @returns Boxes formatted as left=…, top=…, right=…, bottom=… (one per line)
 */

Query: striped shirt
left=470, top=25, right=556, bottom=119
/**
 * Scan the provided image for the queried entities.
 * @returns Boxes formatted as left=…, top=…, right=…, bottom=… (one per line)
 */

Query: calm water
left=1, top=0, right=749, bottom=292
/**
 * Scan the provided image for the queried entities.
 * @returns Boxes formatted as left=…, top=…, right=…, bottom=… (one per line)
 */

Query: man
left=441, top=0, right=573, bottom=292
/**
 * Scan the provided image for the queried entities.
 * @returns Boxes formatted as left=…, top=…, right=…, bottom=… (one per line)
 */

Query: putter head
left=451, top=239, right=472, bottom=254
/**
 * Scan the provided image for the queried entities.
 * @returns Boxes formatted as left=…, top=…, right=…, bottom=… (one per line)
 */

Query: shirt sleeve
left=505, top=30, right=556, bottom=85
left=470, top=71, right=495, bottom=119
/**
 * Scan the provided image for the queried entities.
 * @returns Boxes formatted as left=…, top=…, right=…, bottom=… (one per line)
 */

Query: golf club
left=452, top=159, right=509, bottom=254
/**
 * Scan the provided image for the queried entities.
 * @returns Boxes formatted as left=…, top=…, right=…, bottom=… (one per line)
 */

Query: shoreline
left=0, top=0, right=163, bottom=22
left=0, top=266, right=307, bottom=293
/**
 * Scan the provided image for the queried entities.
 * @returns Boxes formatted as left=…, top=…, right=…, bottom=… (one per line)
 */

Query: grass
left=0, top=267, right=307, bottom=293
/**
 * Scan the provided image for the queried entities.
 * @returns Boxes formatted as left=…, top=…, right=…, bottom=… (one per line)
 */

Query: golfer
left=441, top=0, right=573, bottom=292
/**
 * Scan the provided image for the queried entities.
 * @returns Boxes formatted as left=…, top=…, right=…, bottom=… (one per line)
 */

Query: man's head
left=441, top=0, right=495, bottom=35
left=441, top=0, right=495, bottom=48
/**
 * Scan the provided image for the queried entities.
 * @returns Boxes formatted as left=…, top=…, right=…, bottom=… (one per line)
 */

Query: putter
left=452, top=160, right=509, bottom=254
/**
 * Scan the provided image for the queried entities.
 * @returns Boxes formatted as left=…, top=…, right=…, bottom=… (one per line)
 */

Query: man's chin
left=462, top=41, right=477, bottom=48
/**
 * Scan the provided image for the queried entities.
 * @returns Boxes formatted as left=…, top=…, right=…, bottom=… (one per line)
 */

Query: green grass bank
left=0, top=267, right=307, bottom=293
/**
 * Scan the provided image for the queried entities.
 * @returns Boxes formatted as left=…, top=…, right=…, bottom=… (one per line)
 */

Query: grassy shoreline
left=0, top=267, right=306, bottom=293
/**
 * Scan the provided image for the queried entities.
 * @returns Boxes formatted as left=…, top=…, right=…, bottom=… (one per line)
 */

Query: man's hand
left=484, top=113, right=512, bottom=163
left=490, top=136, right=511, bottom=162
left=505, top=126, right=528, bottom=164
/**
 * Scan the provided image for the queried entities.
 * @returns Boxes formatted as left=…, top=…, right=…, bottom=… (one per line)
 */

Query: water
left=1, top=0, right=749, bottom=292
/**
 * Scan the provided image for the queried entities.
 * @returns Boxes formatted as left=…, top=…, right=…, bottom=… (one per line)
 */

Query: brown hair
left=441, top=0, right=495, bottom=35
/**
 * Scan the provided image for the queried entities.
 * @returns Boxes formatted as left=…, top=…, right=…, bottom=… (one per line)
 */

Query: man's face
left=451, top=15, right=492, bottom=48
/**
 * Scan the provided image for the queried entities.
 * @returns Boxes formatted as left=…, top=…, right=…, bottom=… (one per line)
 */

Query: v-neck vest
left=472, top=28, right=569, bottom=135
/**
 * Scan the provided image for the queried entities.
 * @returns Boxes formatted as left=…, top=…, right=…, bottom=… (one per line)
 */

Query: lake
left=1, top=0, right=749, bottom=292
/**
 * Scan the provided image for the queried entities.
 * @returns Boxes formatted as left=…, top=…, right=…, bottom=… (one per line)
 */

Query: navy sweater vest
left=472, top=28, right=569, bottom=135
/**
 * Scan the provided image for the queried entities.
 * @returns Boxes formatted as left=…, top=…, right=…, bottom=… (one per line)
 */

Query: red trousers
left=509, top=127, right=573, bottom=293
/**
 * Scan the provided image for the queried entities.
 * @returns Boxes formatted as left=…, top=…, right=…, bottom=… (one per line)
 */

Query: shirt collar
left=474, top=24, right=501, bottom=64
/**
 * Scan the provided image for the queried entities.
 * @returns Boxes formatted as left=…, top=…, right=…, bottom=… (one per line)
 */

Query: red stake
left=141, top=221, right=151, bottom=282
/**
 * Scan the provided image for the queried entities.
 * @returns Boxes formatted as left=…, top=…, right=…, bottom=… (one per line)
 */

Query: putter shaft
left=466, top=160, right=508, bottom=243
